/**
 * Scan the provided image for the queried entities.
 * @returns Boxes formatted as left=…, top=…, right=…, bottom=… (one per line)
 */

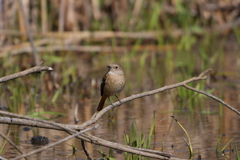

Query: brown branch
left=1, top=67, right=238, bottom=160
left=11, top=125, right=99, bottom=160
left=84, top=132, right=172, bottom=158
left=0, top=111, right=172, bottom=159
left=183, top=84, right=240, bottom=115
left=0, top=132, right=28, bottom=160
left=81, top=68, right=213, bottom=129
left=74, top=103, right=79, bottom=123
left=0, top=156, right=7, bottom=160
left=0, top=62, right=53, bottom=83
left=81, top=140, right=93, bottom=160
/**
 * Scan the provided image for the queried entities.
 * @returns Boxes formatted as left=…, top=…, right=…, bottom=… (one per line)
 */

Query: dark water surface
left=1, top=46, right=240, bottom=160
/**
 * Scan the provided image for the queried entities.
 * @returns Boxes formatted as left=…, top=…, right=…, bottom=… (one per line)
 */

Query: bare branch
left=0, top=112, right=172, bottom=159
left=81, top=69, right=213, bottom=129
left=183, top=84, right=240, bottom=115
left=0, top=156, right=7, bottom=160
left=0, top=62, right=53, bottom=83
left=0, top=67, right=238, bottom=160
left=81, top=140, right=93, bottom=160
left=11, top=125, right=99, bottom=160
left=0, top=132, right=28, bottom=160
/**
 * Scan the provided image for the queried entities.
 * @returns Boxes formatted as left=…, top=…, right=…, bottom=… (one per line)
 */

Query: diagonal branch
left=1, top=67, right=239, bottom=160
left=0, top=112, right=172, bottom=159
left=81, top=68, right=213, bottom=129
left=0, top=61, right=53, bottom=83
left=0, top=132, right=28, bottom=160
left=11, top=125, right=99, bottom=160
left=183, top=84, right=240, bottom=115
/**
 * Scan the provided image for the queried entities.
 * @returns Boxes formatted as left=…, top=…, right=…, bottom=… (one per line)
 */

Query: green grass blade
left=147, top=112, right=155, bottom=149
left=235, top=140, right=240, bottom=160
left=171, top=116, right=193, bottom=156
left=52, top=88, right=62, bottom=103
left=216, top=134, right=222, bottom=153
left=221, top=137, right=235, bottom=152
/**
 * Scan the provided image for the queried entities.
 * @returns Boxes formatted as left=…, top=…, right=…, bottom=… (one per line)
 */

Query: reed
left=171, top=116, right=193, bottom=158
left=123, top=112, right=155, bottom=160
left=235, top=141, right=240, bottom=160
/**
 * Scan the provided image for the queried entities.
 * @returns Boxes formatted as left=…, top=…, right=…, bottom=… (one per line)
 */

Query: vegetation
left=0, top=0, right=240, bottom=159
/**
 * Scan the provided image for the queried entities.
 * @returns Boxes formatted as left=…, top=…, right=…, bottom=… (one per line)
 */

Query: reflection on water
left=1, top=49, right=240, bottom=160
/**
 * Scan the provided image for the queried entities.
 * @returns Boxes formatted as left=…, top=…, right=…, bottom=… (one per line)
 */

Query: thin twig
left=81, top=140, right=93, bottom=160
left=0, top=132, right=28, bottom=160
left=81, top=68, right=213, bottom=129
left=0, top=156, right=7, bottom=160
left=183, top=84, right=240, bottom=115
left=1, top=67, right=238, bottom=160
left=74, top=103, right=79, bottom=123
left=0, top=62, right=53, bottom=83
left=0, top=110, right=172, bottom=159
left=11, top=125, right=99, bottom=160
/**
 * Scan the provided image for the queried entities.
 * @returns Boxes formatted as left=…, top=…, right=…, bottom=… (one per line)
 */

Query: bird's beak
left=107, top=65, right=111, bottom=69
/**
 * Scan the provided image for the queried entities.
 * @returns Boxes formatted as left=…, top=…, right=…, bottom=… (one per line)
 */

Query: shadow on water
left=0, top=40, right=240, bottom=159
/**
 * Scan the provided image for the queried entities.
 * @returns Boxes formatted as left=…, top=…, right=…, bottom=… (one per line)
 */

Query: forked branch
left=81, top=68, right=213, bottom=128
left=1, top=67, right=240, bottom=160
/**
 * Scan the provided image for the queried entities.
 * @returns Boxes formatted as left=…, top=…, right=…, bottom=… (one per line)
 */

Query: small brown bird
left=97, top=63, right=125, bottom=111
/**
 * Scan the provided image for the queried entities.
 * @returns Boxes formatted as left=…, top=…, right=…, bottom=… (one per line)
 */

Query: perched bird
left=97, top=63, right=125, bottom=111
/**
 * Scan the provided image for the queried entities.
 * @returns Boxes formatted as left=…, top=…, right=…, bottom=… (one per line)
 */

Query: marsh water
left=1, top=41, right=240, bottom=160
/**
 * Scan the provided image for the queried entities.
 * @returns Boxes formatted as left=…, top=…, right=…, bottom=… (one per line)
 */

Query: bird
left=97, top=63, right=125, bottom=111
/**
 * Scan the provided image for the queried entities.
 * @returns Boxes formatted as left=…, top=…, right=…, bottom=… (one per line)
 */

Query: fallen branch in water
left=12, top=125, right=99, bottom=160
left=0, top=64, right=173, bottom=160
left=0, top=132, right=28, bottom=160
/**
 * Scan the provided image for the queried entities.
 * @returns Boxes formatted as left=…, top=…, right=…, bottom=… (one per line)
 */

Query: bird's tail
left=97, top=95, right=107, bottom=111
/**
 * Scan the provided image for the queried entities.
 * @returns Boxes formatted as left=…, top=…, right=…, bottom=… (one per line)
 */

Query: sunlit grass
left=216, top=134, right=238, bottom=159
left=99, top=147, right=114, bottom=160
left=123, top=112, right=155, bottom=160
left=235, top=141, right=240, bottom=160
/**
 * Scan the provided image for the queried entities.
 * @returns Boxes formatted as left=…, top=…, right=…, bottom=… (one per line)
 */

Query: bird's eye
left=115, top=66, right=119, bottom=69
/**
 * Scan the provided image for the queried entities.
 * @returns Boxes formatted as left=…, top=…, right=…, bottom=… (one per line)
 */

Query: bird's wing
left=100, top=73, right=108, bottom=96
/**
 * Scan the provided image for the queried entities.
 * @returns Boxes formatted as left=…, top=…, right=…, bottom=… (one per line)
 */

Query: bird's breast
left=103, top=74, right=125, bottom=96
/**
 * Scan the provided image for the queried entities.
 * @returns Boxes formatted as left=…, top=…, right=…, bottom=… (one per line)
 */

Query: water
left=1, top=45, right=240, bottom=159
